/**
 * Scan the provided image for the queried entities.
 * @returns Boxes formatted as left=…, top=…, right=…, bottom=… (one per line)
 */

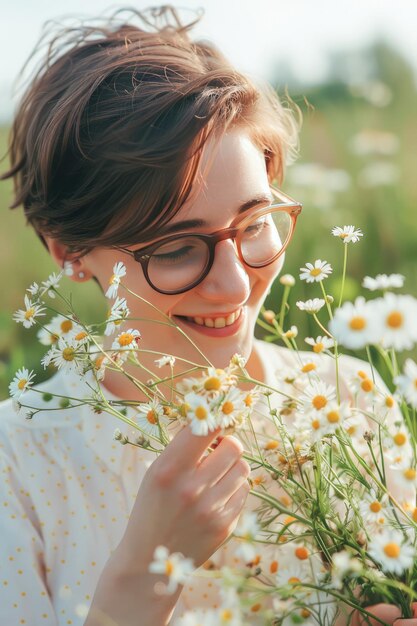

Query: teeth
left=190, top=309, right=241, bottom=328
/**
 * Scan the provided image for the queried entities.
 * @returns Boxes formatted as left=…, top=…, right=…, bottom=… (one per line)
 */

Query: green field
left=1, top=42, right=417, bottom=398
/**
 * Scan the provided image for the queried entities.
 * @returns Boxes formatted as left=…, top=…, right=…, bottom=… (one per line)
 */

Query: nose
left=196, top=239, right=251, bottom=304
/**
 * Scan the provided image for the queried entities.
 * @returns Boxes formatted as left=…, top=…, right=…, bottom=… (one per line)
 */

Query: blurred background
left=1, top=0, right=417, bottom=398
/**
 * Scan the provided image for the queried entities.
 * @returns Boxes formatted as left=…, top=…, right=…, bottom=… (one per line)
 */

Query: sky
left=1, top=0, right=417, bottom=122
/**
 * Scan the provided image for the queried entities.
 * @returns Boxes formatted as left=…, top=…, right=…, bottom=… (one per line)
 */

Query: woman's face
left=83, top=129, right=284, bottom=386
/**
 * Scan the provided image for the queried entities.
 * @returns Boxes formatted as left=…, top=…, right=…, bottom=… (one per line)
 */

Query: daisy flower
left=13, top=295, right=46, bottom=329
left=359, top=491, right=390, bottom=528
left=329, top=297, right=382, bottom=349
left=148, top=545, right=194, bottom=594
left=9, top=367, right=36, bottom=399
left=299, top=259, right=333, bottom=283
left=136, top=399, right=166, bottom=437
left=394, top=358, right=417, bottom=408
left=155, top=355, right=176, bottom=368
left=105, top=261, right=127, bottom=299
left=41, top=272, right=62, bottom=298
left=41, top=337, right=84, bottom=374
left=331, top=551, right=362, bottom=589
left=26, top=282, right=40, bottom=297
left=362, top=273, right=405, bottom=291
left=111, top=328, right=141, bottom=351
left=299, top=381, right=337, bottom=414
left=199, top=367, right=235, bottom=397
left=348, top=369, right=378, bottom=396
left=375, top=293, right=417, bottom=351
left=234, top=511, right=261, bottom=564
left=217, top=387, right=248, bottom=429
left=183, top=392, right=218, bottom=436
left=174, top=609, right=218, bottom=626
left=368, top=529, right=415, bottom=575
left=392, top=466, right=417, bottom=491
left=37, top=314, right=81, bottom=346
left=331, top=225, right=363, bottom=243
left=280, top=274, right=296, bottom=287
left=305, top=336, right=334, bottom=354
left=104, top=296, right=130, bottom=336
left=296, top=298, right=326, bottom=314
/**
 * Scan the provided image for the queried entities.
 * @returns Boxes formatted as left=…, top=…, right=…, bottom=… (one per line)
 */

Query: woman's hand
left=351, top=603, right=417, bottom=625
left=115, top=424, right=250, bottom=574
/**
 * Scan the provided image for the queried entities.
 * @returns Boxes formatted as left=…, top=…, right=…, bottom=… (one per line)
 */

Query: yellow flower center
left=244, top=393, right=254, bottom=407
left=404, top=468, right=416, bottom=481
left=312, top=419, right=321, bottom=430
left=222, top=401, right=234, bottom=415
left=370, top=501, right=382, bottom=513
left=327, top=410, right=340, bottom=424
left=386, top=311, right=403, bottom=328
left=62, top=347, right=75, bottom=361
left=250, top=604, right=261, bottom=613
left=18, top=379, right=27, bottom=390
left=349, top=317, right=366, bottom=331
left=60, top=320, right=73, bottom=333
left=312, top=395, right=327, bottom=410
left=221, top=609, right=233, bottom=622
left=301, top=362, right=316, bottom=373
left=75, top=331, right=88, bottom=341
left=195, top=406, right=208, bottom=420
left=412, top=507, right=417, bottom=523
left=394, top=433, right=407, bottom=446
left=383, top=543, right=401, bottom=559
left=265, top=440, right=279, bottom=450
left=270, top=560, right=278, bottom=573
left=338, top=232, right=348, bottom=239
left=310, top=268, right=322, bottom=277
left=204, top=377, right=221, bottom=391
left=165, top=560, right=173, bottom=576
left=385, top=396, right=394, bottom=408
left=94, top=355, right=105, bottom=370
left=358, top=370, right=368, bottom=379
left=146, top=410, right=158, bottom=424
left=109, top=274, right=116, bottom=285
left=313, top=343, right=324, bottom=353
left=24, top=307, right=35, bottom=320
left=288, top=576, right=301, bottom=585
left=118, top=333, right=134, bottom=347
left=361, top=379, right=374, bottom=392
left=295, top=546, right=309, bottom=560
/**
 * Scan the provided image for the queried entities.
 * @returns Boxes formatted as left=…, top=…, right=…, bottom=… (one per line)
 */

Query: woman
left=1, top=6, right=415, bottom=626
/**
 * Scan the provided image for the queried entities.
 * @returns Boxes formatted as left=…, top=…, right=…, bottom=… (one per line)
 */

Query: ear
left=44, top=236, right=92, bottom=282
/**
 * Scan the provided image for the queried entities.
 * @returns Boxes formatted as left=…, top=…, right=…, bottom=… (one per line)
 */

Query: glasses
left=115, top=186, right=302, bottom=295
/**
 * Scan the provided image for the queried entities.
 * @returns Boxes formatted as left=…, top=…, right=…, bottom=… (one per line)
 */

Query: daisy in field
left=331, top=225, right=363, bottom=243
left=299, top=259, right=333, bottom=283
left=375, top=292, right=417, bottom=351
left=13, top=294, right=46, bottom=329
left=368, top=529, right=415, bottom=575
left=183, top=392, right=218, bottom=436
left=296, top=298, right=326, bottom=314
left=362, top=273, right=405, bottom=291
left=105, top=261, right=127, bottom=299
left=329, top=297, right=382, bottom=349
left=305, top=335, right=334, bottom=354
left=9, top=368, right=36, bottom=399
left=298, top=381, right=337, bottom=415
left=136, top=399, right=167, bottom=437
left=148, top=545, right=194, bottom=594
left=104, top=296, right=130, bottom=336
left=111, top=328, right=141, bottom=351
left=394, top=358, right=417, bottom=408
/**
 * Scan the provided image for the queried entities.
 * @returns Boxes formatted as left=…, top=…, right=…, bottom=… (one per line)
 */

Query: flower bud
left=262, top=309, right=276, bottom=324
left=326, top=295, right=334, bottom=304
left=280, top=274, right=295, bottom=287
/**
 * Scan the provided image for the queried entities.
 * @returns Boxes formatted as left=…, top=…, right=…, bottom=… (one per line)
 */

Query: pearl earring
left=78, top=271, right=85, bottom=279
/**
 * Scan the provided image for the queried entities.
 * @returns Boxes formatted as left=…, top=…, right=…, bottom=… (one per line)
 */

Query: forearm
left=84, top=562, right=181, bottom=626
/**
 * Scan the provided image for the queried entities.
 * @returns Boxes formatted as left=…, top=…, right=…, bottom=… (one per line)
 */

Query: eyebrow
left=156, top=193, right=274, bottom=236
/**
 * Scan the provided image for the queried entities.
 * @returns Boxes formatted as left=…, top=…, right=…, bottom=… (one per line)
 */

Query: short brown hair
left=2, top=6, right=300, bottom=256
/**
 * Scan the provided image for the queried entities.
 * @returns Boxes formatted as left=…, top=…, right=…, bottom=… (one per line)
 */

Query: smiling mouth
left=176, top=308, right=242, bottom=329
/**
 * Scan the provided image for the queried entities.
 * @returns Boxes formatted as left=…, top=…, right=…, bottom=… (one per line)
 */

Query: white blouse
left=0, top=340, right=410, bottom=625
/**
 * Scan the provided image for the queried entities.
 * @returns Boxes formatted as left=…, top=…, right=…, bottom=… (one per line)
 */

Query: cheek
left=251, top=255, right=285, bottom=287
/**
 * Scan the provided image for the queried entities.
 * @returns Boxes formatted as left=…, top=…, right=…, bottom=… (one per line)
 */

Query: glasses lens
left=147, top=236, right=210, bottom=292
left=240, top=209, right=292, bottom=266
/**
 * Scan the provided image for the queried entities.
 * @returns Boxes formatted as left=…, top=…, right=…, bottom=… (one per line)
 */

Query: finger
left=204, top=458, right=250, bottom=510
left=413, top=604, right=417, bottom=618
left=163, top=424, right=221, bottom=470
left=394, top=620, right=417, bottom=625
left=359, top=604, right=401, bottom=626
left=197, top=436, right=244, bottom=486
left=216, top=480, right=250, bottom=530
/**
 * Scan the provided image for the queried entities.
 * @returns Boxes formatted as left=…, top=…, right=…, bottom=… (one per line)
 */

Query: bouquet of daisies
left=10, top=225, right=417, bottom=626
